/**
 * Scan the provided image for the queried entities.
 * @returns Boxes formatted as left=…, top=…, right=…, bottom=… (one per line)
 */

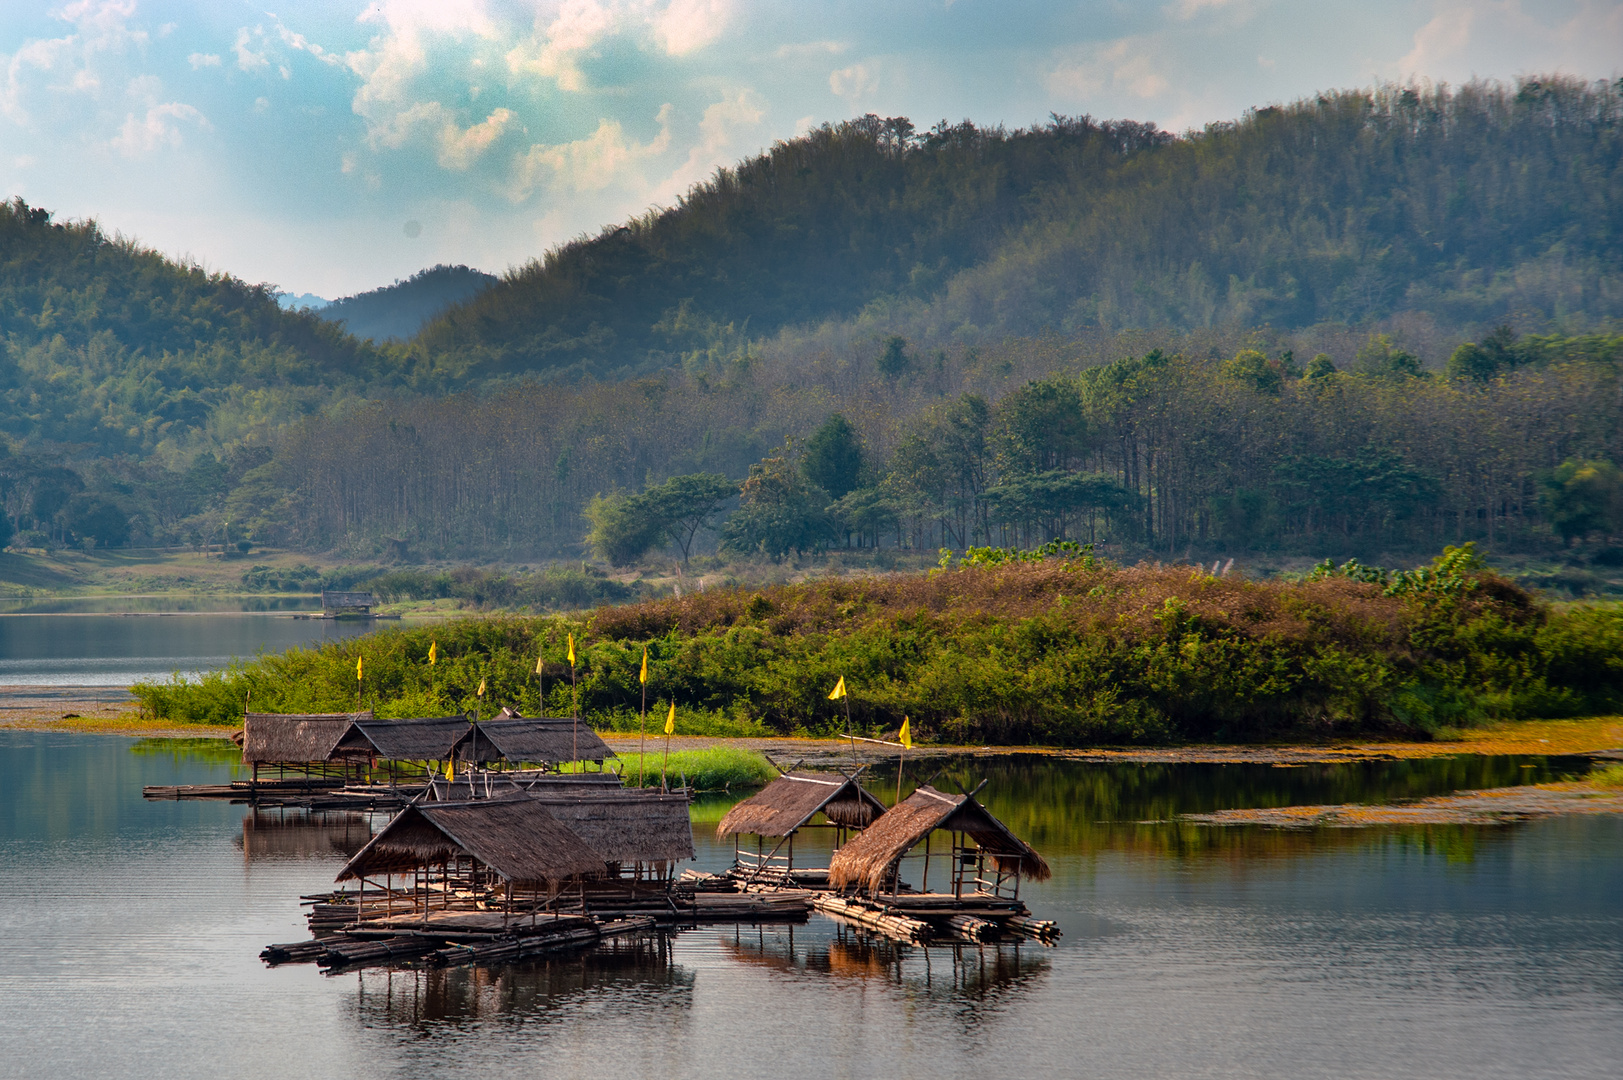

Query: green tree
left=1354, top=334, right=1425, bottom=378
left=1222, top=348, right=1285, bottom=394
left=877, top=336, right=912, bottom=379
left=65, top=496, right=129, bottom=548
left=1539, top=459, right=1623, bottom=544
left=1303, top=353, right=1337, bottom=379
left=720, top=447, right=831, bottom=560
left=641, top=472, right=735, bottom=564
left=584, top=491, right=664, bottom=566
left=801, top=414, right=865, bottom=499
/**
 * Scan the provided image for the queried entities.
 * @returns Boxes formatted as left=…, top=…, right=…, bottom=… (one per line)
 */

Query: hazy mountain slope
left=421, top=77, right=1621, bottom=383
left=322, top=264, right=496, bottom=342
left=417, top=115, right=1170, bottom=380
left=0, top=198, right=384, bottom=455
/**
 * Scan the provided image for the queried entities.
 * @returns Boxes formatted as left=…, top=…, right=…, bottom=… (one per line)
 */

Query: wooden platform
left=262, top=913, right=654, bottom=972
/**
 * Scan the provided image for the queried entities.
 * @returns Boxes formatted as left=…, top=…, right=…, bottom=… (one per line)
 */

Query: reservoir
left=1, top=732, right=1618, bottom=1080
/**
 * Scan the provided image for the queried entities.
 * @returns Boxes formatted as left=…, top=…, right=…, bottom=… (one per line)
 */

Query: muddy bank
left=1182, top=782, right=1623, bottom=827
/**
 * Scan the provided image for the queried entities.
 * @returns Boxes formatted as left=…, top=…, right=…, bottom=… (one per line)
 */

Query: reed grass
left=1587, top=763, right=1623, bottom=789
left=564, top=747, right=777, bottom=790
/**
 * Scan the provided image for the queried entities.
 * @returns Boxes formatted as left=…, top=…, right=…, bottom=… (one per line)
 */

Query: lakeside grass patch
left=130, top=552, right=1623, bottom=747
left=1588, top=763, right=1623, bottom=789
left=564, top=746, right=777, bottom=791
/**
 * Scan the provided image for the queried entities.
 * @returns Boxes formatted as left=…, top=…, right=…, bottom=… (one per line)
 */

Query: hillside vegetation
left=422, top=78, right=1622, bottom=380
left=131, top=546, right=1623, bottom=744
left=321, top=264, right=497, bottom=343
left=1, top=76, right=1620, bottom=565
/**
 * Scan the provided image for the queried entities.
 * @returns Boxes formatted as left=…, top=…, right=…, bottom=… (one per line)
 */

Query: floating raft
left=143, top=780, right=411, bottom=810
left=262, top=913, right=655, bottom=973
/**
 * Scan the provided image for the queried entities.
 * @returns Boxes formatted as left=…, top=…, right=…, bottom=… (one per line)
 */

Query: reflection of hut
left=461, top=715, right=617, bottom=769
left=828, top=785, right=1050, bottom=900
left=331, top=716, right=473, bottom=781
left=240, top=811, right=373, bottom=861
left=714, top=772, right=887, bottom=885
left=336, top=796, right=607, bottom=916
left=242, top=711, right=372, bottom=781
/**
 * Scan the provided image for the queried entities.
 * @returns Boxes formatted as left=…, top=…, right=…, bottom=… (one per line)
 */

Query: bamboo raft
left=262, top=913, right=656, bottom=973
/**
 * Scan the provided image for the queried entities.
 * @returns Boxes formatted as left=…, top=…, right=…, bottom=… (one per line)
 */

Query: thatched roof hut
left=242, top=711, right=371, bottom=765
left=522, top=789, right=695, bottom=866
left=462, top=716, right=616, bottom=765
left=827, top=785, right=1050, bottom=894
left=715, top=772, right=886, bottom=839
left=335, top=796, right=605, bottom=886
left=332, top=716, right=473, bottom=762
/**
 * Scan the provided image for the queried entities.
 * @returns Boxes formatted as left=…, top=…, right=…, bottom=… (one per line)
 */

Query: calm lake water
left=0, top=603, right=378, bottom=686
left=2, top=732, right=1619, bottom=1080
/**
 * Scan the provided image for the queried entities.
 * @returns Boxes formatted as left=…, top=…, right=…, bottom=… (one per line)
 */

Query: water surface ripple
left=1, top=732, right=1619, bottom=1080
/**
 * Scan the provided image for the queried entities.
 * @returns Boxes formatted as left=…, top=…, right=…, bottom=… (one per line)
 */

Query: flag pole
left=639, top=645, right=649, bottom=787
left=661, top=700, right=674, bottom=792
left=568, top=633, right=579, bottom=768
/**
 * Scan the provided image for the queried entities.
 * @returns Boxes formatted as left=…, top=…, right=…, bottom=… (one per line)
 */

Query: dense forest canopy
left=320, top=264, right=498, bottom=344
left=0, top=76, right=1620, bottom=567
left=421, top=78, right=1623, bottom=381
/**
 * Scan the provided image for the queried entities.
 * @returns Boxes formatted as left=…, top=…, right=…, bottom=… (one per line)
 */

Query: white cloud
left=1167, top=0, right=1241, bottom=20
left=656, top=87, right=766, bottom=195
left=187, top=52, right=221, bottom=69
left=829, top=61, right=878, bottom=102
left=1045, top=38, right=1170, bottom=101
left=773, top=40, right=846, bottom=60
left=111, top=101, right=207, bottom=156
left=653, top=0, right=734, bottom=56
left=438, top=106, right=517, bottom=169
left=507, top=0, right=739, bottom=93
left=235, top=27, right=270, bottom=72
left=509, top=103, right=675, bottom=198
left=1390, top=0, right=1623, bottom=81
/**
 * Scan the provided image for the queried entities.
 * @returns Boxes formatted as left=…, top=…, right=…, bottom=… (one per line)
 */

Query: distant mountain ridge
left=421, top=77, right=1623, bottom=381
left=323, top=264, right=497, bottom=343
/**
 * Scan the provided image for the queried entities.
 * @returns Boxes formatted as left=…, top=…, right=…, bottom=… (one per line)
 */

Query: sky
left=2, top=1, right=1619, bottom=300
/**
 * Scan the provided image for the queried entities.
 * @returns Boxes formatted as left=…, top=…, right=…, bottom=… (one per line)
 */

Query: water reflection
left=238, top=810, right=375, bottom=861
left=718, top=921, right=1051, bottom=1001
left=349, top=937, right=692, bottom=1030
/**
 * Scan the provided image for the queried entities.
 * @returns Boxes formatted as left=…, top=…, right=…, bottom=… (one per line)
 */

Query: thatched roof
left=335, top=796, right=605, bottom=885
left=242, top=711, right=371, bottom=765
left=462, top=716, right=616, bottom=765
left=827, top=785, right=1050, bottom=893
left=332, top=716, right=472, bottom=761
left=522, top=789, right=695, bottom=865
left=715, top=772, right=887, bottom=838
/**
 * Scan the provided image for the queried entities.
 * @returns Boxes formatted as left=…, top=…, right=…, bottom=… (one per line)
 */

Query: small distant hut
left=321, top=590, right=376, bottom=617
left=241, top=711, right=372, bottom=781
left=715, top=772, right=887, bottom=884
left=330, top=716, right=474, bottom=780
left=462, top=715, right=617, bottom=769
left=335, top=796, right=607, bottom=916
left=827, top=785, right=1050, bottom=900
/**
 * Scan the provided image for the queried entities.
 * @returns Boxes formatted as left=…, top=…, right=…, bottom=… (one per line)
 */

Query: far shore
left=3, top=686, right=1619, bottom=765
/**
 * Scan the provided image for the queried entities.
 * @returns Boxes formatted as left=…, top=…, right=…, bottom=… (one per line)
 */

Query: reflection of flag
left=899, top=716, right=911, bottom=750
left=428, top=641, right=437, bottom=666
left=356, top=655, right=363, bottom=682
left=476, top=677, right=486, bottom=697
left=827, top=676, right=846, bottom=700
left=568, top=634, right=576, bottom=666
left=640, top=646, right=648, bottom=685
left=665, top=701, right=676, bottom=736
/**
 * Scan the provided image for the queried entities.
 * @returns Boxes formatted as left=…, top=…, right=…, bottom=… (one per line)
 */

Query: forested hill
left=321, top=264, right=497, bottom=343
left=422, top=78, right=1622, bottom=381
left=419, top=115, right=1172, bottom=380
left=0, top=199, right=385, bottom=455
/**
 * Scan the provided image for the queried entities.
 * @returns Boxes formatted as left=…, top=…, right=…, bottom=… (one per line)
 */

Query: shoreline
left=2, top=688, right=1619, bottom=763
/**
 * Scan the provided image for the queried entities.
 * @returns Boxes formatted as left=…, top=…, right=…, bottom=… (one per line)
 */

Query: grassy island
left=130, top=545, right=1622, bottom=747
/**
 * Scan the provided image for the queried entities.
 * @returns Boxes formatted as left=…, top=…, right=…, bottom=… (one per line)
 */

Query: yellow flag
left=356, top=655, right=363, bottom=682
left=428, top=641, right=437, bottom=666
left=827, top=676, right=846, bottom=700
left=535, top=654, right=544, bottom=675
left=476, top=677, right=486, bottom=698
left=899, top=716, right=912, bottom=750
left=664, top=701, right=676, bottom=736
left=445, top=759, right=454, bottom=781
left=639, top=646, right=649, bottom=685
left=567, top=633, right=576, bottom=666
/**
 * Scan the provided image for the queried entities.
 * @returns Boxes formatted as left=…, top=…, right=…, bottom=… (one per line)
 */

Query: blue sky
left=3, top=1, right=1619, bottom=299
